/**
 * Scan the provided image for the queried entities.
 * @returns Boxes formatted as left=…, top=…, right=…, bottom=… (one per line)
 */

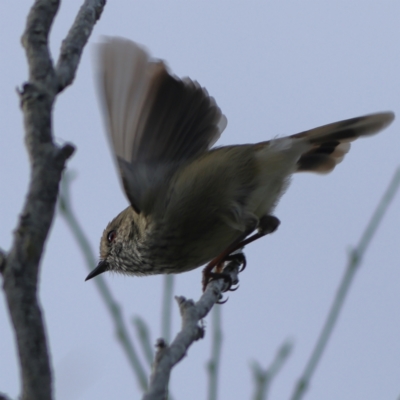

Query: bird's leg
left=202, top=215, right=280, bottom=291
left=234, top=214, right=280, bottom=250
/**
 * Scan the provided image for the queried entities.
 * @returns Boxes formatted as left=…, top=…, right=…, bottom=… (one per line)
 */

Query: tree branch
left=250, top=340, right=293, bottom=400
left=161, top=275, right=175, bottom=344
left=56, top=0, right=106, bottom=92
left=206, top=305, right=223, bottom=400
left=142, top=261, right=240, bottom=400
left=1, top=1, right=105, bottom=399
left=290, top=167, right=400, bottom=400
left=21, top=0, right=59, bottom=86
left=59, top=172, right=149, bottom=391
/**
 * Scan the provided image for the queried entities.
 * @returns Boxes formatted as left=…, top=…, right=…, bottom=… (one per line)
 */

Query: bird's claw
left=207, top=271, right=233, bottom=292
left=225, top=252, right=247, bottom=272
left=216, top=295, right=229, bottom=305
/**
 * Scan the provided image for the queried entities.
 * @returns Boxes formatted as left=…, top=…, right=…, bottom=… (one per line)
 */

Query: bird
left=85, top=36, right=394, bottom=288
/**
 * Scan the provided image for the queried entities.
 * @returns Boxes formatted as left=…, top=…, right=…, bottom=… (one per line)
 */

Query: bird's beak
left=85, top=260, right=109, bottom=281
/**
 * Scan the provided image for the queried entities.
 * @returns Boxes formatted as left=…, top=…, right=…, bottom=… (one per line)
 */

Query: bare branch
left=290, top=167, right=400, bottom=400
left=59, top=172, right=149, bottom=391
left=206, top=306, right=223, bottom=400
left=132, top=316, right=155, bottom=367
left=161, top=275, right=175, bottom=344
left=142, top=261, right=240, bottom=400
left=2, top=1, right=105, bottom=399
left=251, top=340, right=293, bottom=400
left=21, top=0, right=59, bottom=86
left=56, top=0, right=106, bottom=92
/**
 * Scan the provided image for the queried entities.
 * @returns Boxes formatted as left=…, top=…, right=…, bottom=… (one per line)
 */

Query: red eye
left=107, top=230, right=117, bottom=243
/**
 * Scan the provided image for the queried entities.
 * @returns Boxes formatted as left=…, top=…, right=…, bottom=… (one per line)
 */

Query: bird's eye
left=107, top=230, right=117, bottom=243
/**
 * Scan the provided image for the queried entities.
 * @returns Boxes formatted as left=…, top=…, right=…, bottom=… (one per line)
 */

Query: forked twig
left=290, top=167, right=400, bottom=400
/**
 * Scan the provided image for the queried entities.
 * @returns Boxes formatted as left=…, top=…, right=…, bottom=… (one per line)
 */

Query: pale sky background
left=1, top=1, right=399, bottom=400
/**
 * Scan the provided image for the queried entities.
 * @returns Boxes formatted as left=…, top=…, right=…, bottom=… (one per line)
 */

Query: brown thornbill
left=85, top=36, right=394, bottom=285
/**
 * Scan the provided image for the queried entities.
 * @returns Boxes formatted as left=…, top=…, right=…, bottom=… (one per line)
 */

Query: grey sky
left=1, top=1, right=399, bottom=399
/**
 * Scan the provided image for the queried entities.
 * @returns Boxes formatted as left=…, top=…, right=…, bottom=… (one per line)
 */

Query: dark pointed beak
left=85, top=260, right=109, bottom=281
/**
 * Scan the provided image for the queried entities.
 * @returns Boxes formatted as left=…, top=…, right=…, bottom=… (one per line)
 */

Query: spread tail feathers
left=292, top=112, right=394, bottom=173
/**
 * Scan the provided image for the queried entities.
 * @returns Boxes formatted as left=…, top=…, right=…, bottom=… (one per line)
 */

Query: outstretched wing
left=96, top=37, right=227, bottom=213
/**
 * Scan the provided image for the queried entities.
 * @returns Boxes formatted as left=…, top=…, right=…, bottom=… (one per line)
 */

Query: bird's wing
left=96, top=37, right=227, bottom=213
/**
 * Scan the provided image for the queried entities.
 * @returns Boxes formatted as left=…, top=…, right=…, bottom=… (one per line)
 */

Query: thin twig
left=161, top=275, right=175, bottom=344
left=251, top=340, right=293, bottom=400
left=56, top=0, right=106, bottom=92
left=142, top=261, right=240, bottom=400
left=290, top=167, right=400, bottom=400
left=159, top=275, right=176, bottom=400
left=206, top=305, right=223, bottom=400
left=58, top=172, right=148, bottom=391
left=132, top=316, right=155, bottom=367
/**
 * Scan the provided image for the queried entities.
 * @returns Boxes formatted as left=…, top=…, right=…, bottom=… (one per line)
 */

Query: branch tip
left=56, top=0, right=106, bottom=92
left=58, top=143, right=76, bottom=161
left=155, top=338, right=167, bottom=350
